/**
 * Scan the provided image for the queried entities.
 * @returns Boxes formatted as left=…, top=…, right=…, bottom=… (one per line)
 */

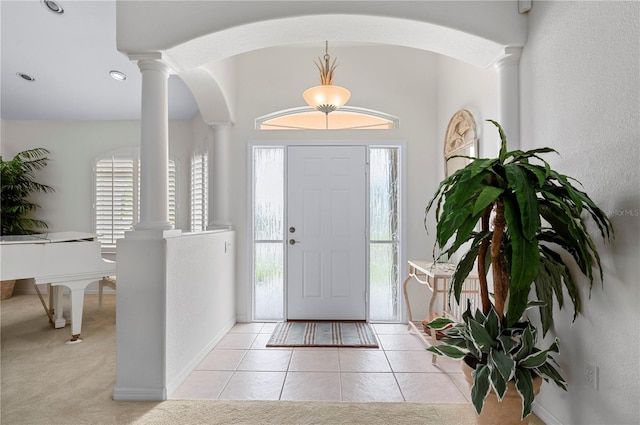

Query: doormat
left=266, top=321, right=379, bottom=348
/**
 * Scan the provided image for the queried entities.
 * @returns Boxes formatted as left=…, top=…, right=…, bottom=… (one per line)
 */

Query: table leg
left=428, top=277, right=442, bottom=364
left=402, top=274, right=414, bottom=330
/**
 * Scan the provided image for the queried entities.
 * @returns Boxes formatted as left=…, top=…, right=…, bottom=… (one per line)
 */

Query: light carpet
left=1, top=293, right=544, bottom=425
left=266, top=321, right=378, bottom=348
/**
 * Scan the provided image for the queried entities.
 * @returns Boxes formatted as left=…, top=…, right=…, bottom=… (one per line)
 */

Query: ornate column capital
left=128, top=52, right=172, bottom=75
left=137, top=59, right=171, bottom=75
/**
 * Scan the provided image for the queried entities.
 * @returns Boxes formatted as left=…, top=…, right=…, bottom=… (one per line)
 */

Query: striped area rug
left=266, top=322, right=379, bottom=348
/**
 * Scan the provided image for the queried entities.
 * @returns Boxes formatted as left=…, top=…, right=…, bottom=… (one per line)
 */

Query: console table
left=403, top=260, right=479, bottom=360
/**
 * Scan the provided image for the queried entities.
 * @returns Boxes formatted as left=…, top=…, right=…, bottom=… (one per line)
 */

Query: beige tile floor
left=172, top=323, right=472, bottom=403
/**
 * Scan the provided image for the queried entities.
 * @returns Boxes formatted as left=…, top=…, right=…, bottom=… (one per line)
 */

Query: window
left=256, top=106, right=399, bottom=130
left=94, top=150, right=177, bottom=251
left=369, top=147, right=400, bottom=322
left=190, top=150, right=208, bottom=231
left=252, top=147, right=285, bottom=320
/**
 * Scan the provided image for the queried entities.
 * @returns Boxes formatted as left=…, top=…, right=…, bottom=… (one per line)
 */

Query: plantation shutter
left=95, top=157, right=135, bottom=250
left=95, top=155, right=177, bottom=251
left=169, top=160, right=177, bottom=226
left=190, top=151, right=208, bottom=231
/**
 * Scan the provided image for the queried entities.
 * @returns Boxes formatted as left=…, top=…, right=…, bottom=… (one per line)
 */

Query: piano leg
left=66, top=286, right=86, bottom=343
left=52, top=286, right=66, bottom=329
left=49, top=281, right=90, bottom=343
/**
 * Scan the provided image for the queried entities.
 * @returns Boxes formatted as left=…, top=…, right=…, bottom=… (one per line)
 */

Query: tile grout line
left=277, top=348, right=295, bottom=400
left=380, top=341, right=408, bottom=402
left=200, top=323, right=469, bottom=403
left=215, top=336, right=254, bottom=400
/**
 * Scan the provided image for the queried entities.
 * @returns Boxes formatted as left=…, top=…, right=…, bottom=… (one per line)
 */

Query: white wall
left=521, top=2, right=639, bottom=424
left=1, top=119, right=198, bottom=293
left=165, top=230, right=236, bottom=395
left=1, top=119, right=195, bottom=233
left=228, top=45, right=445, bottom=321
left=436, top=55, right=499, bottom=164
left=431, top=55, right=499, bottom=265
left=113, top=229, right=236, bottom=400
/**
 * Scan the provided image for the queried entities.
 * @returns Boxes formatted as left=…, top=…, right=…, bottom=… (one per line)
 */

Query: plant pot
left=461, top=359, right=543, bottom=425
left=1, top=280, right=17, bottom=300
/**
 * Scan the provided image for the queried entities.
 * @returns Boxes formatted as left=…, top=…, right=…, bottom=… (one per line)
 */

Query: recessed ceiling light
left=42, top=0, right=64, bottom=14
left=110, top=70, right=127, bottom=81
left=17, top=73, right=35, bottom=82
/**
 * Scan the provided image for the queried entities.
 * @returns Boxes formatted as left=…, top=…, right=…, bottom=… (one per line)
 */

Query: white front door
left=286, top=145, right=366, bottom=320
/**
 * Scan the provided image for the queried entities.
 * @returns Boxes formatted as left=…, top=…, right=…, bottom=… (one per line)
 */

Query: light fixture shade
left=303, top=84, right=351, bottom=114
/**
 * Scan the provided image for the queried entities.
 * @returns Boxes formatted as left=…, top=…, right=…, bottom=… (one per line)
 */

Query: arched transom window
left=256, top=106, right=398, bottom=130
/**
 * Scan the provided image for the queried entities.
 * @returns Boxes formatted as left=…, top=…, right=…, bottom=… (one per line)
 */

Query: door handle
left=289, top=239, right=301, bottom=245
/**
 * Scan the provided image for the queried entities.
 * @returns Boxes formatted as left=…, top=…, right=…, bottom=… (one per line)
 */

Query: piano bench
left=98, top=277, right=116, bottom=310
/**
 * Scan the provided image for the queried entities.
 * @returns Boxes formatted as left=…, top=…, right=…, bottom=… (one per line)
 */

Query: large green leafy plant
left=1, top=148, right=54, bottom=235
left=424, top=120, right=613, bottom=417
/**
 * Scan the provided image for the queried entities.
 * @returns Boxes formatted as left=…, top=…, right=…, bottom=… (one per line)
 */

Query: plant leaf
left=483, top=307, right=500, bottom=341
left=489, top=348, right=516, bottom=382
left=519, top=350, right=548, bottom=368
left=472, top=187, right=503, bottom=216
left=489, top=363, right=508, bottom=401
left=504, top=163, right=541, bottom=240
left=450, top=233, right=487, bottom=303
left=535, top=363, right=567, bottom=391
left=498, top=335, right=518, bottom=354
left=487, top=120, right=508, bottom=163
left=515, top=368, right=535, bottom=419
left=514, top=324, right=536, bottom=362
left=503, top=196, right=540, bottom=325
left=427, top=317, right=456, bottom=330
left=426, top=345, right=466, bottom=359
left=468, top=318, right=496, bottom=352
left=471, top=364, right=492, bottom=415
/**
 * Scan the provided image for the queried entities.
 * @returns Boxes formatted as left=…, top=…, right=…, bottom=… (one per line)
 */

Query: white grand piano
left=0, top=232, right=116, bottom=343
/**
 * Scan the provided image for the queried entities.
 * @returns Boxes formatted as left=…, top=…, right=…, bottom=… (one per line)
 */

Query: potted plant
left=424, top=121, right=613, bottom=424
left=1, top=148, right=54, bottom=299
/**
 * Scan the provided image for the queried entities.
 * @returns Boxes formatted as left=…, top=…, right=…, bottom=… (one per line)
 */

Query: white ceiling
left=0, top=0, right=199, bottom=121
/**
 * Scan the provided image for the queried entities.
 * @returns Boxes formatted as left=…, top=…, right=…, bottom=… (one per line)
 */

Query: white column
left=134, top=57, right=173, bottom=231
left=494, top=46, right=522, bottom=150
left=208, top=122, right=233, bottom=229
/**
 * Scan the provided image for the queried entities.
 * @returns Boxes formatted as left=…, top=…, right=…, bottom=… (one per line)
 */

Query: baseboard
left=165, top=316, right=236, bottom=397
left=112, top=386, right=167, bottom=401
left=533, top=403, right=562, bottom=425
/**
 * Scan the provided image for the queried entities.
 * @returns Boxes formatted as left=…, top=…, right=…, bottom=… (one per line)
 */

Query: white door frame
left=248, top=140, right=407, bottom=323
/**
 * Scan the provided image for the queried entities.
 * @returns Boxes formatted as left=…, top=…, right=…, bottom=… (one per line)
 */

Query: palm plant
left=424, top=120, right=613, bottom=418
left=1, top=148, right=54, bottom=235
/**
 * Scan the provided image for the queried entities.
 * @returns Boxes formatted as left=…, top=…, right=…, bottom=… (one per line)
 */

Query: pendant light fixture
left=302, top=41, right=351, bottom=115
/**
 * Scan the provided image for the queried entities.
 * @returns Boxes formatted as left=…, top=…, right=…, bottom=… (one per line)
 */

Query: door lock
left=289, top=227, right=296, bottom=233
